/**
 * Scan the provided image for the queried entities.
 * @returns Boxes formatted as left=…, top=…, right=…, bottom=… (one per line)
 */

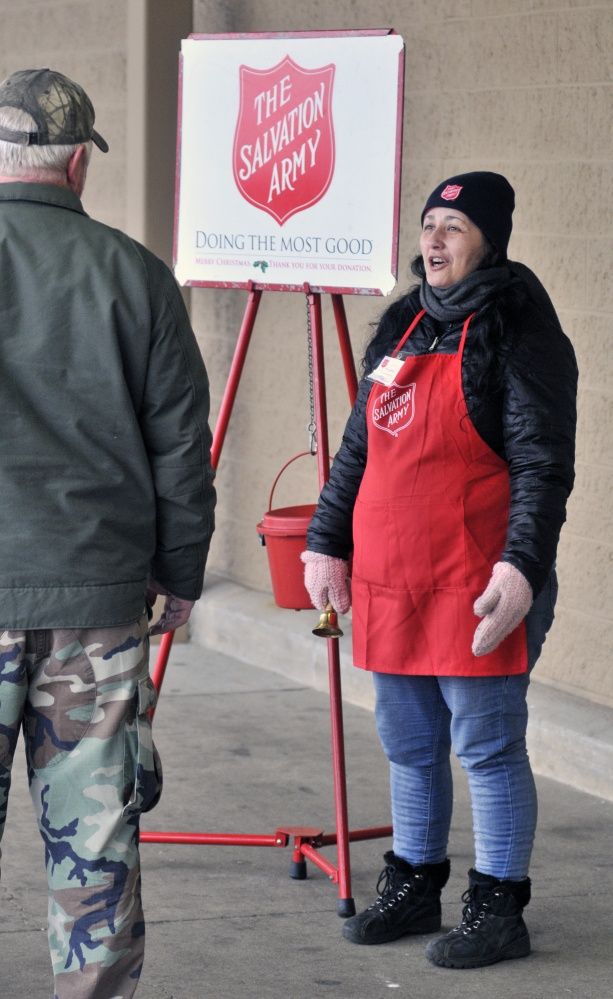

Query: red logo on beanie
left=440, top=184, right=462, bottom=201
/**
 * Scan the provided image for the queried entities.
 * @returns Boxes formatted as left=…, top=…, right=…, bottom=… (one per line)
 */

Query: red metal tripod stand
left=141, top=284, right=392, bottom=917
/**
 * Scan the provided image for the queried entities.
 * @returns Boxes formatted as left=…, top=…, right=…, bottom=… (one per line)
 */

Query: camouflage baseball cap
left=0, top=68, right=108, bottom=152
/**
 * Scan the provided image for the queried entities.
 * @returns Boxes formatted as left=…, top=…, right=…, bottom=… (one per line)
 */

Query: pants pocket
left=122, top=674, right=163, bottom=816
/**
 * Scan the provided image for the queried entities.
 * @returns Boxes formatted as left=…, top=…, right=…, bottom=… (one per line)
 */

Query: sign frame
left=173, top=29, right=405, bottom=297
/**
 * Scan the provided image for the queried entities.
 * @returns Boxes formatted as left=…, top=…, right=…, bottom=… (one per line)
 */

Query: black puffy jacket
left=306, top=284, right=578, bottom=598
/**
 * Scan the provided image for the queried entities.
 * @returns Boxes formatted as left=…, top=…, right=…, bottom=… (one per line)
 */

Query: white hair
left=0, top=106, right=91, bottom=180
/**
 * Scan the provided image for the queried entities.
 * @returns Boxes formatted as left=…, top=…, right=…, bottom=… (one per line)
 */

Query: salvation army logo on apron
left=232, top=55, right=335, bottom=226
left=371, top=379, right=416, bottom=436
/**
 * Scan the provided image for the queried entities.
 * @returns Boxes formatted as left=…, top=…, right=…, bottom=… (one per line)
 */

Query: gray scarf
left=419, top=261, right=561, bottom=330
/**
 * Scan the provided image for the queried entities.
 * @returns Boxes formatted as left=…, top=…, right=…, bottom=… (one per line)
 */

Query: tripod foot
left=290, top=859, right=307, bottom=880
left=337, top=897, right=356, bottom=918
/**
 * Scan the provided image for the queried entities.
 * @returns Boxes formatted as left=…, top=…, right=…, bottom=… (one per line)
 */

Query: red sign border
left=174, top=29, right=405, bottom=297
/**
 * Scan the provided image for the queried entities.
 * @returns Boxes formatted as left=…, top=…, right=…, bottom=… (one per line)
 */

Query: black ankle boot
left=425, top=868, right=531, bottom=968
left=342, top=851, right=450, bottom=945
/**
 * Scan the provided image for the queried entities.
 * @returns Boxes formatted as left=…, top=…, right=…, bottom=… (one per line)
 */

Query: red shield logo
left=233, top=56, right=335, bottom=226
left=440, top=184, right=463, bottom=201
left=372, top=380, right=416, bottom=437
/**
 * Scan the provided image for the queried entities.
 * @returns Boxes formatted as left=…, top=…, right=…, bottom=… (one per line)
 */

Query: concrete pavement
left=1, top=637, right=612, bottom=999
left=189, top=575, right=613, bottom=804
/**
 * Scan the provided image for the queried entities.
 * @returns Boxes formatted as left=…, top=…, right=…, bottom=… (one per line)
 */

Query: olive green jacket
left=0, top=182, right=215, bottom=627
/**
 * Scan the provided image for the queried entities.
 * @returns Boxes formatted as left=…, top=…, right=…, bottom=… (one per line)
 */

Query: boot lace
left=453, top=884, right=503, bottom=934
left=368, top=863, right=425, bottom=912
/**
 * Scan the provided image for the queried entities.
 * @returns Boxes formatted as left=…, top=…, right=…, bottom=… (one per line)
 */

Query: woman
left=302, top=172, right=577, bottom=969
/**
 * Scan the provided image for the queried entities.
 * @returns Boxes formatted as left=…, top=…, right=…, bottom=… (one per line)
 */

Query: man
left=0, top=69, right=216, bottom=998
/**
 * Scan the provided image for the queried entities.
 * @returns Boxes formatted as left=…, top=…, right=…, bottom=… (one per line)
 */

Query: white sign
left=174, top=30, right=405, bottom=296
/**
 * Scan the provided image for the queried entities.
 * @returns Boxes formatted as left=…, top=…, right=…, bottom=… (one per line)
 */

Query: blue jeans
left=372, top=572, right=557, bottom=880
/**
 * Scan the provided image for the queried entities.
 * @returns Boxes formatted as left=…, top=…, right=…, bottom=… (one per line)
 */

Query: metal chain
left=306, top=294, right=317, bottom=454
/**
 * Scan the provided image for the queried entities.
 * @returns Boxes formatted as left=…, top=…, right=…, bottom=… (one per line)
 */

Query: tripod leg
left=152, top=287, right=262, bottom=705
left=211, top=285, right=262, bottom=469
left=331, top=294, right=358, bottom=406
left=308, top=288, right=355, bottom=917
left=327, top=635, right=356, bottom=917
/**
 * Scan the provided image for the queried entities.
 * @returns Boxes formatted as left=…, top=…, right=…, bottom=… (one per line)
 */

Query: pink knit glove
left=472, top=562, right=533, bottom=657
left=301, top=551, right=351, bottom=614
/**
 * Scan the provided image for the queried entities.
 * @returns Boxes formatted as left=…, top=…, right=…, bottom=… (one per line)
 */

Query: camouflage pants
left=0, top=614, right=162, bottom=999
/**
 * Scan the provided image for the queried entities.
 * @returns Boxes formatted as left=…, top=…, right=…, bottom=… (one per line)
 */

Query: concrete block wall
left=0, top=0, right=129, bottom=231
left=0, top=0, right=190, bottom=255
left=191, top=1, right=613, bottom=708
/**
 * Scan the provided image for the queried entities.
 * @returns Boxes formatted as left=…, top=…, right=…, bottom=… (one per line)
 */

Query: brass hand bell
left=312, top=602, right=343, bottom=639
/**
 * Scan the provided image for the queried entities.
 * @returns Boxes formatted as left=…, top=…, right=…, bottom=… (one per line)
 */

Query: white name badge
left=368, top=354, right=407, bottom=386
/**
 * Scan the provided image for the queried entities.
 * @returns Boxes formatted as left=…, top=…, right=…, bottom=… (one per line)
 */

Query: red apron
left=352, top=310, right=527, bottom=677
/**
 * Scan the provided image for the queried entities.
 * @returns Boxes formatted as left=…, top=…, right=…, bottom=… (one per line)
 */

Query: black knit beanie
left=421, top=171, right=515, bottom=259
